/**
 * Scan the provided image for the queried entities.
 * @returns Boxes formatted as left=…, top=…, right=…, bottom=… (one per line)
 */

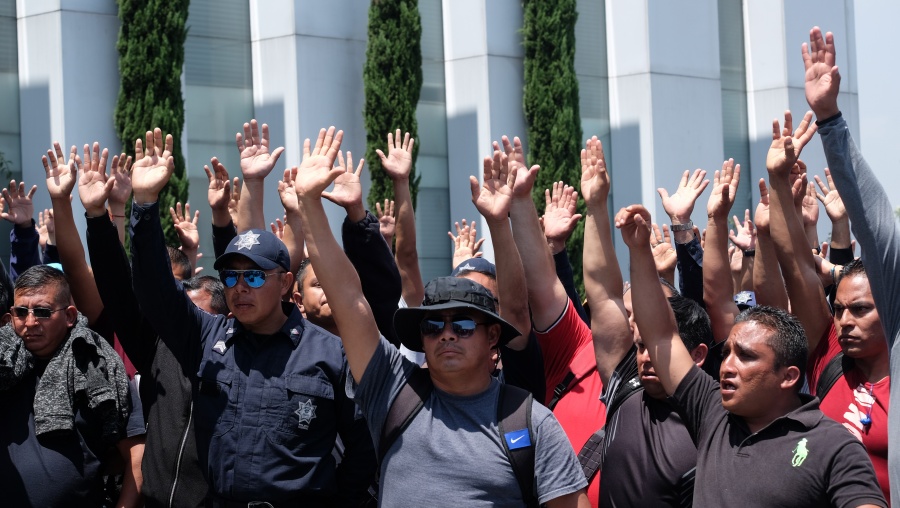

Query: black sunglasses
left=420, top=317, right=485, bottom=338
left=11, top=306, right=65, bottom=319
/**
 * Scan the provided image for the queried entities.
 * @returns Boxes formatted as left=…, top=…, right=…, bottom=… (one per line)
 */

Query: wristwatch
left=670, top=221, right=693, bottom=232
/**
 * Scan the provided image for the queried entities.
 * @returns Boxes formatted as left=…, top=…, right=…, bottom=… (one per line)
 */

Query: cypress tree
left=523, top=0, right=585, bottom=291
left=363, top=0, right=423, bottom=210
left=114, top=0, right=189, bottom=247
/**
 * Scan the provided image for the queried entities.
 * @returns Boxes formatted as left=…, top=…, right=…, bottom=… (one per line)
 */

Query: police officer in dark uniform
left=128, top=129, right=376, bottom=507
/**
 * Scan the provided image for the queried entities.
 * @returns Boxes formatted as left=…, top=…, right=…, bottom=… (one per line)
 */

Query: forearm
left=236, top=179, right=266, bottom=231
left=740, top=255, right=753, bottom=292
left=752, top=233, right=789, bottom=309
left=299, top=196, right=379, bottom=382
left=50, top=197, right=104, bottom=323
left=485, top=218, right=530, bottom=350
left=630, top=246, right=692, bottom=395
left=392, top=177, right=424, bottom=305
left=676, top=238, right=704, bottom=306
left=212, top=222, right=238, bottom=259
left=9, top=221, right=41, bottom=281
left=829, top=217, right=851, bottom=250
left=804, top=223, right=819, bottom=252
left=108, top=202, right=127, bottom=245
left=282, top=211, right=305, bottom=274
left=510, top=198, right=568, bottom=329
left=210, top=206, right=232, bottom=229
left=554, top=249, right=588, bottom=325
left=703, top=216, right=740, bottom=340
left=115, top=437, right=145, bottom=508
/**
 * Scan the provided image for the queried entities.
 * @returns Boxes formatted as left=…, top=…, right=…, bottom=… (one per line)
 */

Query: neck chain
left=860, top=383, right=875, bottom=428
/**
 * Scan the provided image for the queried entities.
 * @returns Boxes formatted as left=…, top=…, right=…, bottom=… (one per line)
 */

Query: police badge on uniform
left=295, top=398, right=318, bottom=430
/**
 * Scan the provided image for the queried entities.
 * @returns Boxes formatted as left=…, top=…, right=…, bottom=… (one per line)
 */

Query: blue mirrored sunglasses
left=419, top=317, right=484, bottom=338
left=219, top=269, right=283, bottom=289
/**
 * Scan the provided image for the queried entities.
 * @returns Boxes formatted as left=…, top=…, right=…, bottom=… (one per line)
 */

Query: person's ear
left=781, top=365, right=801, bottom=391
left=487, top=323, right=500, bottom=349
left=0, top=313, right=9, bottom=326
left=280, top=271, right=294, bottom=296
left=65, top=306, right=78, bottom=327
left=690, top=343, right=709, bottom=368
left=292, top=291, right=305, bottom=313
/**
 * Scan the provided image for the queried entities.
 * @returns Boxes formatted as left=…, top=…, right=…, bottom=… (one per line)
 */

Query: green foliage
left=363, top=0, right=423, bottom=210
left=523, top=0, right=585, bottom=291
left=114, top=0, right=190, bottom=247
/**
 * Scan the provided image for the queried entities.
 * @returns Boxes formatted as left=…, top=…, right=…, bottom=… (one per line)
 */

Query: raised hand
left=579, top=136, right=609, bottom=206
left=42, top=143, right=78, bottom=200
left=131, top=128, right=175, bottom=204
left=204, top=157, right=231, bottom=213
left=38, top=209, right=54, bottom=248
left=658, top=168, right=709, bottom=223
left=376, top=130, right=415, bottom=181
left=108, top=152, right=133, bottom=210
left=615, top=204, right=652, bottom=250
left=294, top=127, right=344, bottom=200
left=650, top=223, right=676, bottom=275
left=448, top=219, right=485, bottom=267
left=754, top=179, right=771, bottom=236
left=706, top=158, right=741, bottom=219
left=1, top=180, right=38, bottom=226
left=77, top=142, right=115, bottom=216
left=228, top=177, right=241, bottom=225
left=728, top=246, right=743, bottom=276
left=728, top=209, right=756, bottom=251
left=169, top=202, right=200, bottom=252
left=802, top=27, right=841, bottom=120
left=471, top=149, right=515, bottom=223
left=766, top=110, right=817, bottom=177
left=322, top=150, right=364, bottom=210
left=236, top=119, right=284, bottom=181
left=270, top=216, right=285, bottom=239
left=542, top=182, right=582, bottom=254
left=375, top=199, right=396, bottom=244
left=814, top=168, right=847, bottom=223
left=277, top=166, right=300, bottom=214
left=499, top=136, right=539, bottom=199
left=801, top=175, right=819, bottom=228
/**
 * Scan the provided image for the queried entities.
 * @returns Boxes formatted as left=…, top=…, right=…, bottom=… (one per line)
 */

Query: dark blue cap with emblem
left=213, top=229, right=290, bottom=271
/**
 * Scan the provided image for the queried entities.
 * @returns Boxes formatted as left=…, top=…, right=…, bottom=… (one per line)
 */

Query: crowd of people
left=0, top=25, right=895, bottom=508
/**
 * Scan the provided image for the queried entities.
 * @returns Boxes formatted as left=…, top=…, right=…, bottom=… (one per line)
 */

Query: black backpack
left=379, top=368, right=538, bottom=507
left=815, top=353, right=854, bottom=399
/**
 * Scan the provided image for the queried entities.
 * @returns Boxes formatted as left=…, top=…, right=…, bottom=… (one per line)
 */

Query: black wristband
left=815, top=111, right=842, bottom=127
left=742, top=249, right=756, bottom=257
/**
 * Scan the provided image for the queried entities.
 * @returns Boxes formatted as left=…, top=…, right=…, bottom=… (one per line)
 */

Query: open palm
left=43, top=142, right=78, bottom=199
left=237, top=119, right=284, bottom=180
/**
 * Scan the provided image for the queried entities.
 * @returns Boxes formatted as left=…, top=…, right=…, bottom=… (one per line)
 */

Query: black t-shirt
left=673, top=365, right=886, bottom=508
left=0, top=361, right=114, bottom=507
left=499, top=331, right=546, bottom=405
left=600, top=347, right=697, bottom=507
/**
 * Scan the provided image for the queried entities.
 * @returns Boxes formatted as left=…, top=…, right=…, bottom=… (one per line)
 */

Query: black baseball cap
left=213, top=229, right=290, bottom=272
left=393, top=276, right=520, bottom=353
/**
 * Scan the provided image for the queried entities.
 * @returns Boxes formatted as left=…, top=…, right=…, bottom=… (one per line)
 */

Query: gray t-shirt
left=348, top=337, right=586, bottom=507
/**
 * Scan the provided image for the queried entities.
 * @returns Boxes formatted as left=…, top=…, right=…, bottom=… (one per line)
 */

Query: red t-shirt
left=808, top=322, right=890, bottom=503
left=535, top=299, right=606, bottom=505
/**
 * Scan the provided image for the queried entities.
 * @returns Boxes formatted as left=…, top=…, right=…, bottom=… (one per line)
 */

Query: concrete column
left=605, top=0, right=725, bottom=270
left=249, top=0, right=369, bottom=241
left=16, top=0, right=120, bottom=225
left=442, top=0, right=527, bottom=262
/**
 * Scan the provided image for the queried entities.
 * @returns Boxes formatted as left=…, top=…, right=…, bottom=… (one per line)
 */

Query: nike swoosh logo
left=511, top=435, right=525, bottom=444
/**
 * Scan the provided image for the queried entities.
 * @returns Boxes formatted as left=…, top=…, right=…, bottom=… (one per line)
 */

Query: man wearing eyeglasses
left=127, top=129, right=376, bottom=507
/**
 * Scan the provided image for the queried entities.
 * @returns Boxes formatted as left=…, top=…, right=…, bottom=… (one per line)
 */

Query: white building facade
left=3, top=0, right=889, bottom=279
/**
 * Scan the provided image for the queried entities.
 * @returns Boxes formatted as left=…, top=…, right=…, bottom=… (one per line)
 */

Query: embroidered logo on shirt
left=791, top=438, right=809, bottom=467
left=505, top=429, right=531, bottom=450
left=295, top=399, right=318, bottom=430
left=212, top=340, right=228, bottom=355
left=233, top=231, right=261, bottom=251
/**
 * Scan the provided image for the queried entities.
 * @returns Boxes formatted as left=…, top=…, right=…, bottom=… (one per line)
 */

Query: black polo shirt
left=673, top=365, right=886, bottom=507
left=600, top=347, right=697, bottom=507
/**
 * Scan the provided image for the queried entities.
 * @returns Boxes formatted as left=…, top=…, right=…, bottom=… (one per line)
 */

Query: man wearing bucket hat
left=295, top=128, right=587, bottom=507
left=128, top=127, right=376, bottom=507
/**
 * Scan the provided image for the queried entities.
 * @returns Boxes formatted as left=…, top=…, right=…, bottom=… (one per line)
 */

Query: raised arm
left=580, top=136, right=631, bottom=385
left=752, top=180, right=789, bottom=310
left=235, top=119, right=284, bottom=231
left=2, top=180, right=42, bottom=281
left=46, top=142, right=104, bottom=324
left=448, top=219, right=485, bottom=270
left=471, top=148, right=530, bottom=351
left=814, top=168, right=851, bottom=253
left=728, top=209, right=756, bottom=292
left=377, top=130, right=424, bottom=306
left=702, top=159, right=742, bottom=341
left=542, top=182, right=590, bottom=323
left=205, top=157, right=238, bottom=258
left=295, top=127, right=379, bottom=383
left=106, top=151, right=133, bottom=245
left=658, top=170, right=709, bottom=305
left=617, top=204, right=695, bottom=395
left=764, top=111, right=831, bottom=351
left=276, top=166, right=306, bottom=274
left=505, top=136, right=568, bottom=329
left=169, top=203, right=200, bottom=272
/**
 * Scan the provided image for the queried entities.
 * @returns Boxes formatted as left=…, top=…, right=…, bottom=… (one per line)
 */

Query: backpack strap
left=815, top=352, right=853, bottom=399
left=676, top=467, right=696, bottom=508
left=498, top=383, right=538, bottom=508
left=379, top=367, right=433, bottom=462
left=577, top=376, right=643, bottom=483
left=547, top=371, right=575, bottom=410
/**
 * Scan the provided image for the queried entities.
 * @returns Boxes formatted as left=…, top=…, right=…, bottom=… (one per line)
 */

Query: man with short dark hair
left=295, top=128, right=589, bottom=507
left=617, top=203, right=886, bottom=507
left=0, top=265, right=134, bottom=507
left=167, top=245, right=193, bottom=281
left=182, top=275, right=229, bottom=316
left=128, top=127, right=376, bottom=506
